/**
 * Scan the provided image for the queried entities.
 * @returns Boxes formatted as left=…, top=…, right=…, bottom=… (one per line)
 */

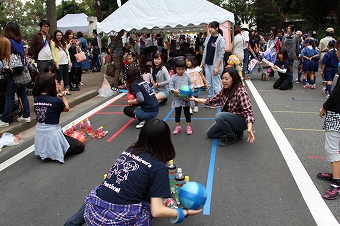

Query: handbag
left=2, top=43, right=24, bottom=74
left=75, top=51, right=86, bottom=63
left=12, top=65, right=32, bottom=87
left=2, top=53, right=24, bottom=74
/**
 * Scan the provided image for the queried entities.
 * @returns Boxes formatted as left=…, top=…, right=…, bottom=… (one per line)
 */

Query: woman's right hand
left=185, top=208, right=203, bottom=216
left=55, top=63, right=59, bottom=70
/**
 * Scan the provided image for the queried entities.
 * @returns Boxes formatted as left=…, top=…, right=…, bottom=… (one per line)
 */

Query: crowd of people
left=2, top=16, right=340, bottom=224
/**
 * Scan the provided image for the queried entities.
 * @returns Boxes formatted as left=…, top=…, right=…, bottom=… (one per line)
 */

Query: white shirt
left=58, top=48, right=68, bottom=65
left=38, top=35, right=53, bottom=60
left=241, top=31, right=249, bottom=49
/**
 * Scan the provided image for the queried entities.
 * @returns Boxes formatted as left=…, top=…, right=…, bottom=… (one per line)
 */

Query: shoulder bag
left=12, top=64, right=32, bottom=88
left=74, top=48, right=86, bottom=63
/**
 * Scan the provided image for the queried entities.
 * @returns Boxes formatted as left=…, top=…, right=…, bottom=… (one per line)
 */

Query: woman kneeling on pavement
left=123, top=65, right=159, bottom=129
left=190, top=67, right=255, bottom=146
left=33, top=73, right=84, bottom=163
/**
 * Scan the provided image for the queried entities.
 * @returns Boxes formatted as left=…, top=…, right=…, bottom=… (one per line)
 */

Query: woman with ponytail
left=200, top=21, right=226, bottom=103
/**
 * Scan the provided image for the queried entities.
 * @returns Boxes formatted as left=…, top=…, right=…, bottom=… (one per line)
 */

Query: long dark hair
left=152, top=52, right=164, bottom=69
left=126, top=65, right=142, bottom=91
left=4, top=22, right=22, bottom=42
left=33, top=73, right=57, bottom=97
left=221, top=67, right=242, bottom=98
left=64, top=29, right=73, bottom=43
left=131, top=118, right=176, bottom=163
left=185, top=55, right=198, bottom=68
left=270, top=27, right=277, bottom=40
left=53, top=30, right=66, bottom=49
left=209, top=21, right=223, bottom=36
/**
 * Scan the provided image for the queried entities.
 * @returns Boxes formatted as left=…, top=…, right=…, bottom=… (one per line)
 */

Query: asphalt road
left=0, top=68, right=339, bottom=226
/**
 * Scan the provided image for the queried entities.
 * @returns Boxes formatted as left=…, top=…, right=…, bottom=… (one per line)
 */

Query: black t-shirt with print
left=205, top=36, right=218, bottom=65
left=97, top=150, right=171, bottom=204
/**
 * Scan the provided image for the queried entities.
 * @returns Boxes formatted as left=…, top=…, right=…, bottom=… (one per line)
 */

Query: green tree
left=0, top=0, right=25, bottom=30
left=222, top=0, right=256, bottom=27
left=253, top=0, right=281, bottom=31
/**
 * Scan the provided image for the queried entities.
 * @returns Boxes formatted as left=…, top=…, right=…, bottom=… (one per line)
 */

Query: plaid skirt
left=84, top=185, right=152, bottom=226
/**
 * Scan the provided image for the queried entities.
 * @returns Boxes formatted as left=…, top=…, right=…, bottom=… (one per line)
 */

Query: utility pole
left=95, top=0, right=100, bottom=22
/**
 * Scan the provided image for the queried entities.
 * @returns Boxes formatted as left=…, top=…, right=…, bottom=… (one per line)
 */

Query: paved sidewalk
left=0, top=71, right=113, bottom=135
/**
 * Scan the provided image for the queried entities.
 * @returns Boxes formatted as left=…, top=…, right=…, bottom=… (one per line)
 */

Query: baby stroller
left=247, top=49, right=268, bottom=81
left=0, top=73, right=24, bottom=123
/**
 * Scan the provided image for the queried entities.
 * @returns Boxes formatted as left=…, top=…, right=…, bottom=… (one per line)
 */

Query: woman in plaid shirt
left=191, top=67, right=255, bottom=146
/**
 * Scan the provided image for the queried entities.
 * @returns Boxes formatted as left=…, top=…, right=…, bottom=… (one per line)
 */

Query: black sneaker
left=218, top=136, right=238, bottom=147
left=235, top=131, right=243, bottom=140
left=317, top=172, right=333, bottom=181
left=159, top=98, right=168, bottom=106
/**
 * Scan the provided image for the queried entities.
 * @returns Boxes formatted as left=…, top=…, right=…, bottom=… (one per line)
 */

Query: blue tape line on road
left=203, top=138, right=218, bottom=215
left=163, top=108, right=174, bottom=122
left=203, top=107, right=221, bottom=215
left=291, top=97, right=324, bottom=102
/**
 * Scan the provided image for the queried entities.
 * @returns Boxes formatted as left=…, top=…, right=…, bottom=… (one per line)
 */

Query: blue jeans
left=92, top=53, right=101, bottom=68
left=56, top=64, right=69, bottom=89
left=206, top=112, right=247, bottom=138
left=64, top=204, right=85, bottom=226
left=204, top=64, right=221, bottom=97
left=135, top=107, right=158, bottom=121
left=242, top=48, right=249, bottom=76
left=124, top=105, right=158, bottom=121
left=1, top=75, right=30, bottom=123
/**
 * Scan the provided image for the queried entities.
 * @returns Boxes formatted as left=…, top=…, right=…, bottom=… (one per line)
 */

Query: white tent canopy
left=97, top=0, right=234, bottom=33
left=57, top=13, right=89, bottom=33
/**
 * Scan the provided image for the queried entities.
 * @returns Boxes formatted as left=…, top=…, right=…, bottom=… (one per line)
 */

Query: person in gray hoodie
left=281, top=25, right=300, bottom=75
left=200, top=21, right=226, bottom=100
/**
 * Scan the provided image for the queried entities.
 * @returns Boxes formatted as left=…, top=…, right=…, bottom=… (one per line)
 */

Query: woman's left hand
left=213, top=67, right=219, bottom=75
left=247, top=129, right=255, bottom=143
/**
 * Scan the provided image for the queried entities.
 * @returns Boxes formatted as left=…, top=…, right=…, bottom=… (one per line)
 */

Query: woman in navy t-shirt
left=33, top=73, right=84, bottom=163
left=272, top=49, right=293, bottom=90
left=124, top=65, right=159, bottom=129
left=83, top=119, right=202, bottom=225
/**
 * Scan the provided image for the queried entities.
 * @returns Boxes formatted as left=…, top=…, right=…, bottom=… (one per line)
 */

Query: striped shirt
left=205, top=86, right=255, bottom=124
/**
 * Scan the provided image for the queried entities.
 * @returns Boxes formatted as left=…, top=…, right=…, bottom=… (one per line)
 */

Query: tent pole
left=231, top=22, right=234, bottom=55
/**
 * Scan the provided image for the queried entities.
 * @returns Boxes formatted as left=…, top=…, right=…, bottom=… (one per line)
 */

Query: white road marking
left=0, top=93, right=125, bottom=172
left=246, top=80, right=339, bottom=226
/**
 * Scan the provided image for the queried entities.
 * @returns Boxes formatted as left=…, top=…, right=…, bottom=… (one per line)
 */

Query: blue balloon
left=179, top=182, right=207, bottom=210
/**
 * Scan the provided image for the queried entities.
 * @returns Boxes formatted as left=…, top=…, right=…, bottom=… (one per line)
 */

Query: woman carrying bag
left=0, top=22, right=31, bottom=127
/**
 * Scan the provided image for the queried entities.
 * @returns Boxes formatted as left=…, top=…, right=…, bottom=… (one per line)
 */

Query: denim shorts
left=192, top=87, right=203, bottom=97
left=155, top=88, right=170, bottom=99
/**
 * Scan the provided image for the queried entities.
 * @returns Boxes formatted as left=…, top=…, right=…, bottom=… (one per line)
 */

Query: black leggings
left=175, top=106, right=191, bottom=123
left=64, top=135, right=85, bottom=156
left=69, top=67, right=82, bottom=87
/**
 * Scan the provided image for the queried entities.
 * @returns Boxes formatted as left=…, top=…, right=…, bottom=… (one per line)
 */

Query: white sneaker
left=193, top=106, right=199, bottom=113
left=17, top=116, right=31, bottom=123
left=189, top=108, right=193, bottom=115
left=136, top=121, right=145, bottom=129
left=0, top=120, right=9, bottom=127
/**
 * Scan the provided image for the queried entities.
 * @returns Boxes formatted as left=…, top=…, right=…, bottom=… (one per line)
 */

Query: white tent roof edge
left=97, top=0, right=234, bottom=33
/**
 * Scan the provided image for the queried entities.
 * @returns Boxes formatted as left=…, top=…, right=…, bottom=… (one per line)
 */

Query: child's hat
left=326, top=27, right=334, bottom=33
left=240, top=24, right=249, bottom=31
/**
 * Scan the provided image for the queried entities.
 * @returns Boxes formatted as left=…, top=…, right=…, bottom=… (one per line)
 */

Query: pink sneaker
left=186, top=126, right=192, bottom=135
left=173, top=126, right=181, bottom=135
left=302, top=85, right=306, bottom=89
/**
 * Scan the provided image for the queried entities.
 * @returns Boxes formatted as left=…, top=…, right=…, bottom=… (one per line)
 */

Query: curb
left=0, top=90, right=99, bottom=136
